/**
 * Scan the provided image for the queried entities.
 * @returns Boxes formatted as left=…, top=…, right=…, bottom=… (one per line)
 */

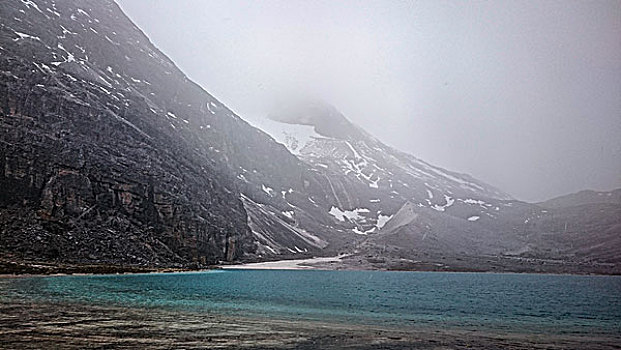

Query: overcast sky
left=117, top=0, right=620, bottom=202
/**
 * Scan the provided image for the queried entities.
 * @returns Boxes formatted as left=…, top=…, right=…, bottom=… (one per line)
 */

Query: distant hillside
left=540, top=189, right=621, bottom=209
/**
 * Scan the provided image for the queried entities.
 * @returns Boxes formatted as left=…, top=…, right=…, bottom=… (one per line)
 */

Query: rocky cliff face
left=0, top=0, right=322, bottom=266
left=0, top=0, right=376, bottom=268
left=0, top=0, right=258, bottom=265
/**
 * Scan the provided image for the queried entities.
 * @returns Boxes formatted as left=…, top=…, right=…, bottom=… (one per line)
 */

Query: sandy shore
left=0, top=298, right=619, bottom=350
left=220, top=255, right=349, bottom=270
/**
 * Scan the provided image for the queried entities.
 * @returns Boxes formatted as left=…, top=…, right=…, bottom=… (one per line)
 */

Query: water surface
left=1, top=270, right=619, bottom=335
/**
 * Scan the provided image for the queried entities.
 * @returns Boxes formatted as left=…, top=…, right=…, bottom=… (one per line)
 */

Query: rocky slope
left=0, top=0, right=254, bottom=266
left=0, top=0, right=344, bottom=267
left=247, top=100, right=511, bottom=236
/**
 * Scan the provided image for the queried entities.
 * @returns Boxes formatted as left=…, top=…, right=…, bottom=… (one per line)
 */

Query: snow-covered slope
left=243, top=101, right=511, bottom=238
left=241, top=102, right=620, bottom=274
left=245, top=116, right=325, bottom=155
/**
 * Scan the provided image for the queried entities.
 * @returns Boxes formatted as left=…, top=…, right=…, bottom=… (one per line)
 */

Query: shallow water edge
left=1, top=298, right=619, bottom=350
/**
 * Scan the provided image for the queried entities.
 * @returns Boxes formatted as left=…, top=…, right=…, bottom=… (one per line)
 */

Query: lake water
left=1, top=270, right=620, bottom=335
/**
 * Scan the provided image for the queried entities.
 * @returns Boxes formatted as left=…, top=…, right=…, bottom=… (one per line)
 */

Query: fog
left=116, top=0, right=620, bottom=202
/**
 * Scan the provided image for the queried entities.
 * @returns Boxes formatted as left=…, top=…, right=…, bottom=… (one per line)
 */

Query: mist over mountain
left=116, top=0, right=621, bottom=203
left=0, top=0, right=619, bottom=274
left=245, top=102, right=621, bottom=273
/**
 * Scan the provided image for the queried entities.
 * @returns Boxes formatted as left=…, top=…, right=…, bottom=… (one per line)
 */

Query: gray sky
left=117, top=0, right=621, bottom=202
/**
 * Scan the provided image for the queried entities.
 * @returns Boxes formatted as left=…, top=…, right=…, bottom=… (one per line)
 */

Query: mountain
left=0, top=0, right=618, bottom=274
left=245, top=102, right=621, bottom=274
left=246, top=99, right=510, bottom=233
left=539, top=189, right=621, bottom=209
left=0, top=0, right=316, bottom=267
left=0, top=0, right=367, bottom=267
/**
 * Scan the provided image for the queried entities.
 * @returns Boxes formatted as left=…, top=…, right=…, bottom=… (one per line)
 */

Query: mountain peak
left=268, top=98, right=365, bottom=141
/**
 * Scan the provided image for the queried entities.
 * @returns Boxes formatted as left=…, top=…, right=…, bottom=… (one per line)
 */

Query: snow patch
left=262, top=184, right=274, bottom=197
left=282, top=210, right=294, bottom=220
left=426, top=189, right=434, bottom=199
left=463, top=198, right=486, bottom=205
left=59, top=25, right=76, bottom=36
left=52, top=43, right=76, bottom=65
left=13, top=31, right=40, bottom=41
left=206, top=103, right=216, bottom=114
left=244, top=116, right=324, bottom=155
left=352, top=227, right=367, bottom=235
left=376, top=214, right=393, bottom=229
left=369, top=177, right=379, bottom=188
left=431, top=195, right=455, bottom=212
left=20, top=0, right=43, bottom=14
left=328, top=207, right=369, bottom=222
left=222, top=254, right=349, bottom=270
left=77, top=8, right=91, bottom=17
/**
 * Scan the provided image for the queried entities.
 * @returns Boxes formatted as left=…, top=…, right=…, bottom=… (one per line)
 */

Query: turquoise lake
left=1, top=270, right=620, bottom=335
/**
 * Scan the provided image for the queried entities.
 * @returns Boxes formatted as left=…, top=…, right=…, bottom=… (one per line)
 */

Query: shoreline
left=1, top=255, right=619, bottom=277
left=0, top=258, right=203, bottom=278
left=219, top=254, right=350, bottom=270
left=0, top=298, right=619, bottom=349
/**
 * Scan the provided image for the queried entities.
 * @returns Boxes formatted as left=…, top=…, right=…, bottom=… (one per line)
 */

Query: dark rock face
left=0, top=0, right=360, bottom=267
left=0, top=0, right=264, bottom=266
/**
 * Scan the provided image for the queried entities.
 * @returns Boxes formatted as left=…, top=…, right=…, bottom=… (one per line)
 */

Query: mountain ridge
left=246, top=104, right=621, bottom=273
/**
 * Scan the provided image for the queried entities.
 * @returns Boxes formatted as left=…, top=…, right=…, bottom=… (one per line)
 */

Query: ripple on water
left=1, top=270, right=620, bottom=335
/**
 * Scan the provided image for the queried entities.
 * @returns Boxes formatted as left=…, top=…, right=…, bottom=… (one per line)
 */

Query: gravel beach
left=1, top=299, right=619, bottom=350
